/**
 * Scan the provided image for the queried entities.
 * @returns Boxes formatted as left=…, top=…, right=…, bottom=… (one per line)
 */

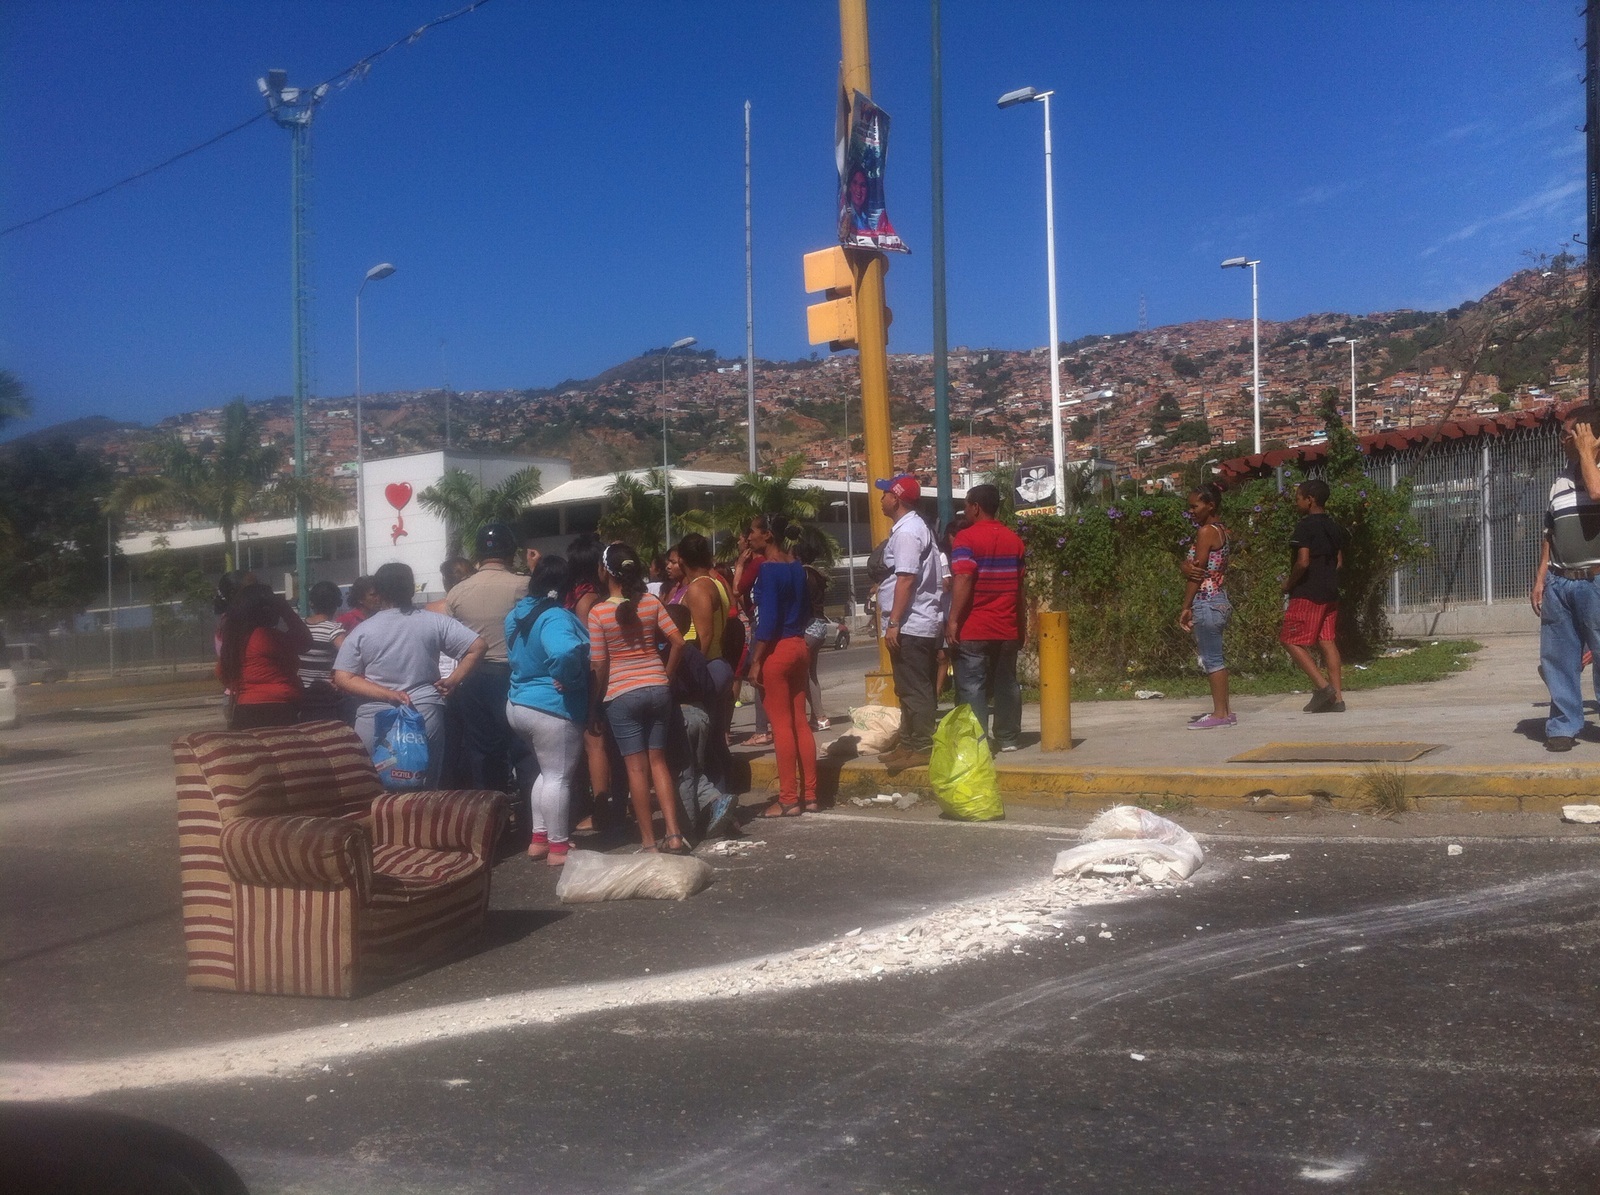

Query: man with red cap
left=873, top=473, right=942, bottom=769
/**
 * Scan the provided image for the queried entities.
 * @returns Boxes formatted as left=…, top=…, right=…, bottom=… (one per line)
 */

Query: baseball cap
left=874, top=473, right=922, bottom=503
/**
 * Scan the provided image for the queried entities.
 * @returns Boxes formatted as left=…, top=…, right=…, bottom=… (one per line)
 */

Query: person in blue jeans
left=1177, top=483, right=1234, bottom=729
left=1534, top=407, right=1600, bottom=752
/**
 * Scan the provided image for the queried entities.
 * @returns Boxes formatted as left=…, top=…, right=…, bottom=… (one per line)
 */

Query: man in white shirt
left=873, top=474, right=942, bottom=768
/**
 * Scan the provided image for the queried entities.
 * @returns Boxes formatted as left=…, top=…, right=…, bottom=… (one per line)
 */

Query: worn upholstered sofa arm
left=218, top=815, right=373, bottom=898
left=370, top=790, right=509, bottom=860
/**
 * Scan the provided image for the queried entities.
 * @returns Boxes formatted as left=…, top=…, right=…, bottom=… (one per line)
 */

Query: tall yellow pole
left=839, top=0, right=898, bottom=701
left=1037, top=608, right=1072, bottom=751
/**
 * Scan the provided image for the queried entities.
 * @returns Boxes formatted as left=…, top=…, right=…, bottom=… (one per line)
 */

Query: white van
left=6, top=642, right=66, bottom=685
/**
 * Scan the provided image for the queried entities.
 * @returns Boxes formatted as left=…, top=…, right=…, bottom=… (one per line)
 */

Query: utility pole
left=1588, top=0, right=1599, bottom=406
left=259, top=70, right=326, bottom=614
left=838, top=0, right=898, bottom=697
left=930, top=0, right=953, bottom=527
left=745, top=100, right=759, bottom=473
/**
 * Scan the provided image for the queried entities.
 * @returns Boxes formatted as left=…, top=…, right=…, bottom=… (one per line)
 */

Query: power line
left=0, top=0, right=494, bottom=240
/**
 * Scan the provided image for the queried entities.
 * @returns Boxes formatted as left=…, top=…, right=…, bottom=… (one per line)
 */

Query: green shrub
left=1020, top=462, right=1425, bottom=683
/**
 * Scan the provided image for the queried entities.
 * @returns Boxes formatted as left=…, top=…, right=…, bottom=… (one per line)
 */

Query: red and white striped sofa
left=174, top=720, right=508, bottom=998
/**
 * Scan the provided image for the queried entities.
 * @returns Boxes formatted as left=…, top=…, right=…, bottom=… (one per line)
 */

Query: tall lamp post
left=1329, top=335, right=1360, bottom=433
left=259, top=69, right=327, bottom=613
left=657, top=336, right=697, bottom=549
left=354, top=262, right=396, bottom=575
left=999, top=85, right=1065, bottom=515
left=1221, top=256, right=1262, bottom=454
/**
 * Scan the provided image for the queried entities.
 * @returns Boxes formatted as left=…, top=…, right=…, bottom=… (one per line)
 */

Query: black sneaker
left=1547, top=735, right=1577, bottom=752
left=1327, top=700, right=1346, bottom=713
left=1303, top=685, right=1336, bottom=713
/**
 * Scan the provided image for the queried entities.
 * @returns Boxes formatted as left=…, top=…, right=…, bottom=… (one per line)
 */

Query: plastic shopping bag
left=928, top=705, right=1005, bottom=822
left=372, top=705, right=430, bottom=789
left=555, top=849, right=715, bottom=903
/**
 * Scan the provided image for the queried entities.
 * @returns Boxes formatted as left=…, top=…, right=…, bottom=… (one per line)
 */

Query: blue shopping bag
left=372, top=705, right=430, bottom=789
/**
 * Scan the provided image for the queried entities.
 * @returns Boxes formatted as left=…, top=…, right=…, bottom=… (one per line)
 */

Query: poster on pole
left=836, top=88, right=908, bottom=254
left=1013, top=455, right=1059, bottom=516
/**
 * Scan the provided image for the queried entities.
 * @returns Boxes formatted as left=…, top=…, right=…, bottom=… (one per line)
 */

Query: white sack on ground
left=1052, top=805, right=1205, bottom=883
left=556, top=849, right=715, bottom=903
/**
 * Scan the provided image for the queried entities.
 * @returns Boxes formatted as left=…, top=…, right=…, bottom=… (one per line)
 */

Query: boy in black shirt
left=1280, top=479, right=1347, bottom=712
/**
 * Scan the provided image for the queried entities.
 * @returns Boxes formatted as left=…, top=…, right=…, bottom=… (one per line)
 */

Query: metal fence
left=4, top=609, right=217, bottom=678
left=1345, top=422, right=1559, bottom=611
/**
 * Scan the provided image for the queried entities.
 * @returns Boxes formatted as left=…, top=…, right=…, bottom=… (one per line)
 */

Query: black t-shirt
left=1289, top=513, right=1344, bottom=603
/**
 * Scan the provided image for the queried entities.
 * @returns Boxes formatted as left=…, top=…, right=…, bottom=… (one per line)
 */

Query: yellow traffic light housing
left=804, top=247, right=858, bottom=351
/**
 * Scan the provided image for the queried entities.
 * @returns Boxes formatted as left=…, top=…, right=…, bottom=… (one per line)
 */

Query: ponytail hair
left=752, top=512, right=802, bottom=549
left=1189, top=482, right=1223, bottom=512
left=602, top=541, right=647, bottom=628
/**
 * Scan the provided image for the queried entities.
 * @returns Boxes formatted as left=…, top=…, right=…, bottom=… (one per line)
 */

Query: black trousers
left=890, top=633, right=940, bottom=751
left=450, top=661, right=531, bottom=794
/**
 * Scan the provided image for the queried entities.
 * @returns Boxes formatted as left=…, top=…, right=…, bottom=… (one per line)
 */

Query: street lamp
left=999, top=84, right=1066, bottom=516
left=658, top=336, right=697, bottom=549
left=355, top=262, right=396, bottom=574
left=1329, top=335, right=1360, bottom=433
left=1220, top=257, right=1262, bottom=454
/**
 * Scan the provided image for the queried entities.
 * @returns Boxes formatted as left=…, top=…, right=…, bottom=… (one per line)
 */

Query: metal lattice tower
left=1138, top=292, right=1148, bottom=333
left=1587, top=5, right=1598, bottom=405
left=259, top=70, right=326, bottom=612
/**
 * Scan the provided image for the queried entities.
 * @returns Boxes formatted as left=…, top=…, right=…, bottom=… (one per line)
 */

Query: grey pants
left=891, top=633, right=940, bottom=751
left=507, top=703, right=584, bottom=844
left=674, top=702, right=726, bottom=821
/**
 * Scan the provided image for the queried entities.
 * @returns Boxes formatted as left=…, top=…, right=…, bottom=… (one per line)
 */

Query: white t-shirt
left=333, top=608, right=479, bottom=705
left=876, top=511, right=943, bottom=639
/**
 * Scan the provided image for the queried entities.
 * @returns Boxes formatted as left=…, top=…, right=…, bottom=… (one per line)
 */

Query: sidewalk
left=740, top=634, right=1600, bottom=813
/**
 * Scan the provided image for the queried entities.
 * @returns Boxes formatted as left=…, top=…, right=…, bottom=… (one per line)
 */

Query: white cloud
left=1420, top=178, right=1582, bottom=257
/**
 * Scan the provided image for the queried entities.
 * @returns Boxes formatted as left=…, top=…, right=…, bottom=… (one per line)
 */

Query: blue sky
left=0, top=1, right=1585, bottom=438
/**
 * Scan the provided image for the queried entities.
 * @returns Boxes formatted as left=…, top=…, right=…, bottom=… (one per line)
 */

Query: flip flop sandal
left=759, top=800, right=803, bottom=818
left=802, top=801, right=821, bottom=814
left=660, top=833, right=694, bottom=855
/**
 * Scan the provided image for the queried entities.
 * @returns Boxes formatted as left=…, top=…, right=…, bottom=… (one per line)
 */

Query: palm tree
left=596, top=468, right=717, bottom=560
left=418, top=465, right=543, bottom=558
left=718, top=455, right=838, bottom=564
left=114, top=400, right=341, bottom=571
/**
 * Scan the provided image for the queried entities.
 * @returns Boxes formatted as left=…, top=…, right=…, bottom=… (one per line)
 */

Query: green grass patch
left=1049, top=639, right=1481, bottom=703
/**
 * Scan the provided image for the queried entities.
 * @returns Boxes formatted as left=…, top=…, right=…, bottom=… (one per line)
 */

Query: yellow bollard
left=1037, top=609, right=1072, bottom=751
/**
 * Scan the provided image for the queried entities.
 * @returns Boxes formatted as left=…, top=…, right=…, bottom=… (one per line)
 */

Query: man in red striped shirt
left=946, top=483, right=1027, bottom=752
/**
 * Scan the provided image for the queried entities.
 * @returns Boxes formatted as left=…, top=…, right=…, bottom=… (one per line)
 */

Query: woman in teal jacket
left=505, top=554, right=591, bottom=865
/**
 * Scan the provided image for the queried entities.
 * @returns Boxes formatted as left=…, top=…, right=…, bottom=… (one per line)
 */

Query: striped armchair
left=174, top=721, right=509, bottom=998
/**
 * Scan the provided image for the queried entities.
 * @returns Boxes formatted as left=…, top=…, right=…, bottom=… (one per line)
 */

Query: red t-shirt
left=950, top=518, right=1026, bottom=641
left=222, top=627, right=304, bottom=705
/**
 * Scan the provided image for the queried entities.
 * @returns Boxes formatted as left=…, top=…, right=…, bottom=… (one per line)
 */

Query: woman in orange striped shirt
left=587, top=542, right=690, bottom=854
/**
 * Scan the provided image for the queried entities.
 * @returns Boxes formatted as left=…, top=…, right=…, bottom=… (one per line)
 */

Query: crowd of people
left=209, top=464, right=1367, bottom=858
left=209, top=513, right=851, bottom=861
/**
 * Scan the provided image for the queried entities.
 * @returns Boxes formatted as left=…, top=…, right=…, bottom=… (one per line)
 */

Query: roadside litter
left=1134, top=690, right=1165, bottom=700
left=702, top=839, right=766, bottom=857
left=929, top=705, right=1004, bottom=822
left=1053, top=806, right=1205, bottom=883
left=1563, top=804, right=1600, bottom=824
left=1242, top=853, right=1291, bottom=863
left=849, top=792, right=922, bottom=810
left=1447, top=843, right=1463, bottom=857
left=556, top=849, right=715, bottom=903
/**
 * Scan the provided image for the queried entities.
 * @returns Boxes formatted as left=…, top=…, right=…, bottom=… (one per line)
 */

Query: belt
left=1552, top=565, right=1600, bottom=581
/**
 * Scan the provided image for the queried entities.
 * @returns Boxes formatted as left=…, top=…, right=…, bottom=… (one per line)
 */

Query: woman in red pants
left=742, top=513, right=818, bottom=816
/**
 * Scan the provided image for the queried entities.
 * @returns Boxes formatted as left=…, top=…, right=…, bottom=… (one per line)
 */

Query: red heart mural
left=385, top=482, right=412, bottom=511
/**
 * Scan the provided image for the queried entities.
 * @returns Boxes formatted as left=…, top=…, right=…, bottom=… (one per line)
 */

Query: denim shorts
left=1191, top=592, right=1233, bottom=674
left=604, top=684, right=673, bottom=756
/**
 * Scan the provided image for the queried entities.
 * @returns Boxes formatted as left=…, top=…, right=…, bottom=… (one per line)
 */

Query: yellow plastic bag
left=928, top=705, right=1005, bottom=821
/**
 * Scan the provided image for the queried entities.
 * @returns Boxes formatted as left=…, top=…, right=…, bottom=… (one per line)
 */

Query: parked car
left=6, top=642, right=67, bottom=684
left=0, top=665, right=16, bottom=729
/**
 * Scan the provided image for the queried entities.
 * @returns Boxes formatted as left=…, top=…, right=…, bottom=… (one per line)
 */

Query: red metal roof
left=1215, top=406, right=1565, bottom=482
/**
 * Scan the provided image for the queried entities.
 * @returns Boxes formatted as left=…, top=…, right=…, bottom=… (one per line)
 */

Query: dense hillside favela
left=20, top=260, right=1585, bottom=505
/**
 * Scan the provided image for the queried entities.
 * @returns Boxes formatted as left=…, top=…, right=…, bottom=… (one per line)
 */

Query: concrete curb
left=744, top=754, right=1600, bottom=815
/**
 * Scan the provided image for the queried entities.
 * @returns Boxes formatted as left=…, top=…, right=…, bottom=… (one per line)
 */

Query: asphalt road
left=8, top=685, right=1600, bottom=1193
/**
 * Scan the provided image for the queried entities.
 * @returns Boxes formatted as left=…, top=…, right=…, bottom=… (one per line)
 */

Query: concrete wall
left=1390, top=603, right=1538, bottom=639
